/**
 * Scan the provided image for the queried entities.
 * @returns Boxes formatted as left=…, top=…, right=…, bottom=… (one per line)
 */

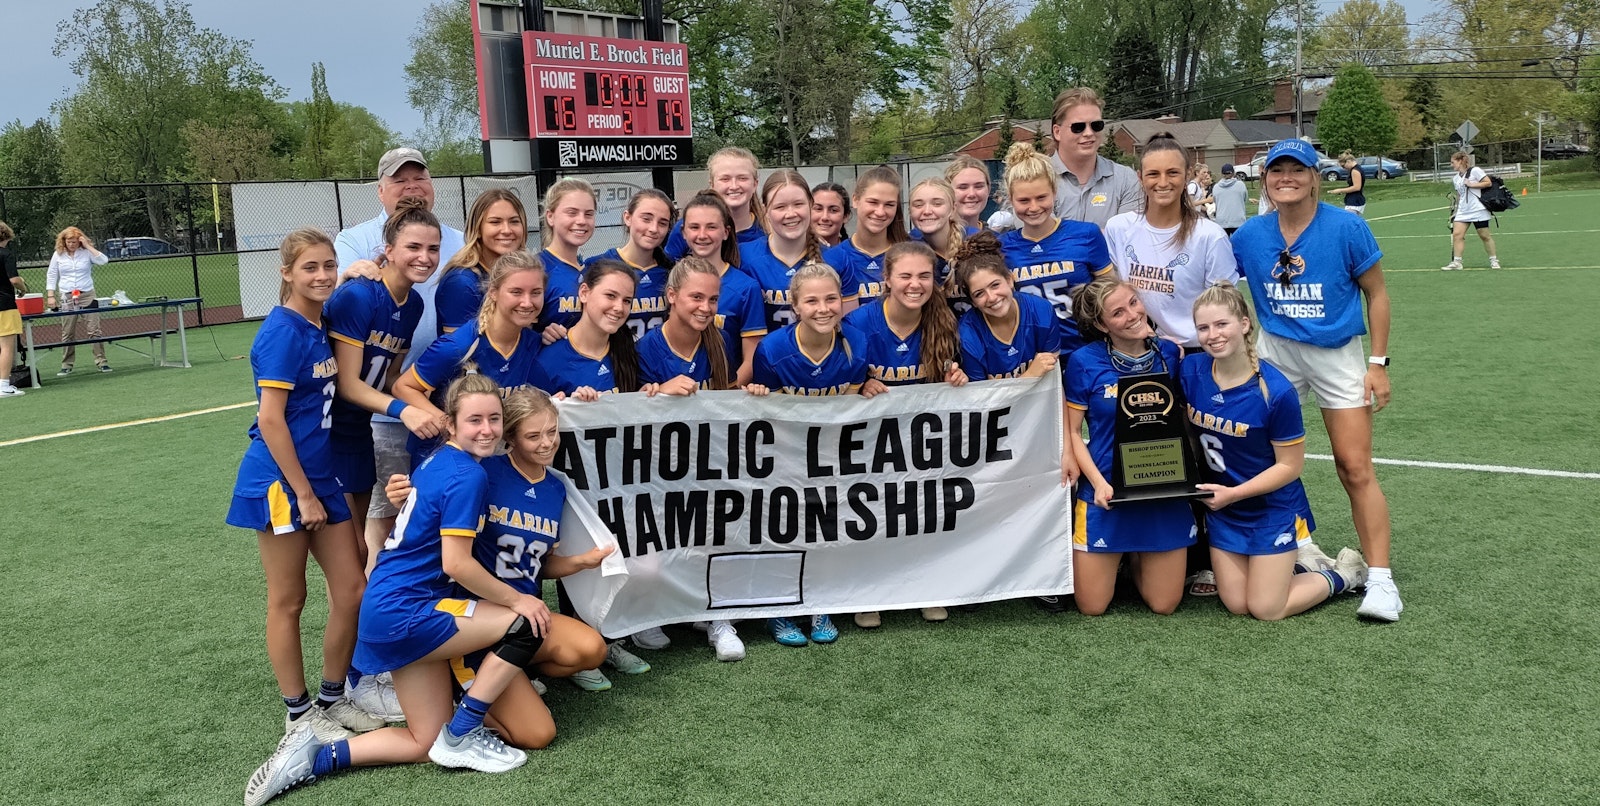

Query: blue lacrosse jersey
left=1231, top=203, right=1382, bottom=348
left=715, top=264, right=767, bottom=374
left=1065, top=339, right=1184, bottom=504
left=434, top=265, right=486, bottom=334
left=1000, top=220, right=1112, bottom=353
left=637, top=327, right=716, bottom=388
left=472, top=454, right=566, bottom=594
left=537, top=249, right=586, bottom=332
left=739, top=237, right=809, bottom=332
left=957, top=293, right=1061, bottom=380
left=325, top=276, right=426, bottom=442
left=360, top=444, right=488, bottom=633
left=845, top=300, right=928, bottom=386
left=586, top=249, right=669, bottom=339
left=822, top=238, right=886, bottom=302
left=752, top=323, right=870, bottom=396
left=233, top=307, right=342, bottom=498
left=665, top=220, right=766, bottom=262
left=405, top=319, right=545, bottom=405
left=1180, top=355, right=1316, bottom=535
left=535, top=337, right=619, bottom=395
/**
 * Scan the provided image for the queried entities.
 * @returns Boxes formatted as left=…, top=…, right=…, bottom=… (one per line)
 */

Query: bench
left=21, top=297, right=202, bottom=388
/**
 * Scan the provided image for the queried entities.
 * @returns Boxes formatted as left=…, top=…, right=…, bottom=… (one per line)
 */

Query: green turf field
left=14, top=252, right=245, bottom=310
left=4, top=191, right=1598, bottom=805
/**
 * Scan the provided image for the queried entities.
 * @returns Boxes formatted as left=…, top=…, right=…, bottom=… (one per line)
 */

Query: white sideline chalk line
left=0, top=401, right=255, bottom=447
left=1306, top=453, right=1600, bottom=480
left=1366, top=206, right=1451, bottom=221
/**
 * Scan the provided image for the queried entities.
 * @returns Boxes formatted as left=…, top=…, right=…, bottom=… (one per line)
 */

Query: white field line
left=1376, top=228, right=1600, bottom=240
left=1366, top=205, right=1451, bottom=221
left=1306, top=453, right=1600, bottom=480
left=0, top=401, right=255, bottom=447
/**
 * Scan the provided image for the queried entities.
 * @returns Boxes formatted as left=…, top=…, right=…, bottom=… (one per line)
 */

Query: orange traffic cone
left=1522, top=187, right=1528, bottom=195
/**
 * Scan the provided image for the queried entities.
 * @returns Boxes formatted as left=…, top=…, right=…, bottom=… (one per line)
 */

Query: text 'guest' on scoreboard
left=524, top=31, right=694, bottom=169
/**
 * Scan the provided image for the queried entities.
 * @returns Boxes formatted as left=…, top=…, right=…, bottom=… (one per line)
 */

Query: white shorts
left=1256, top=331, right=1368, bottom=410
left=1344, top=205, right=1365, bottom=216
left=367, top=420, right=411, bottom=518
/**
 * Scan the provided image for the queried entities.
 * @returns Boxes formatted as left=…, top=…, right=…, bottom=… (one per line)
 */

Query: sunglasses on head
left=1068, top=120, right=1107, bottom=135
left=1277, top=250, right=1295, bottom=287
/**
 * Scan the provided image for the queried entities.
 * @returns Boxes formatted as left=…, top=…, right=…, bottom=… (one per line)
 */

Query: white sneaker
left=245, top=723, right=320, bottom=806
left=1489, top=257, right=1502, bottom=269
left=1357, top=575, right=1403, bottom=621
left=532, top=677, right=548, bottom=696
left=348, top=674, right=404, bottom=722
left=427, top=725, right=527, bottom=773
left=706, top=620, right=745, bottom=662
left=1296, top=540, right=1336, bottom=573
left=285, top=704, right=356, bottom=743
left=1333, top=548, right=1369, bottom=591
left=631, top=626, right=671, bottom=650
left=605, top=642, right=651, bottom=674
left=568, top=668, right=612, bottom=691
left=322, top=697, right=386, bottom=732
left=0, top=383, right=22, bottom=397
left=1441, top=259, right=1463, bottom=271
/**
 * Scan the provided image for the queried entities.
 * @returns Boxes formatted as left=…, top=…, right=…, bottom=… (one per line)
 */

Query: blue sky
left=9, top=0, right=1441, bottom=140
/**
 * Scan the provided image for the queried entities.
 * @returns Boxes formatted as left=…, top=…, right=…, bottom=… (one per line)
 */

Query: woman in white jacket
left=46, top=226, right=111, bottom=375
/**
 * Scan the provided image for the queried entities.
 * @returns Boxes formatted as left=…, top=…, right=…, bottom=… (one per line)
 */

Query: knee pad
left=493, top=615, right=545, bottom=669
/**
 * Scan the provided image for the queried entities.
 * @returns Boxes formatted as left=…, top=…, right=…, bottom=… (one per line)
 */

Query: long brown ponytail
left=580, top=259, right=644, bottom=392
left=886, top=241, right=957, bottom=380
left=667, top=256, right=731, bottom=390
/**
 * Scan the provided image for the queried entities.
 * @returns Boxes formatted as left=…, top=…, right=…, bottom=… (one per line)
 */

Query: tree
left=306, top=63, right=340, bottom=178
left=936, top=0, right=1018, bottom=118
left=1317, top=64, right=1399, bottom=155
left=1104, top=26, right=1166, bottom=118
left=0, top=119, right=67, bottom=260
left=405, top=0, right=479, bottom=139
left=182, top=121, right=279, bottom=181
left=1306, top=0, right=1410, bottom=69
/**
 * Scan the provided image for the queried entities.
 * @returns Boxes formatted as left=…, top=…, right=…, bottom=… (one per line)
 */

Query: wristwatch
left=1368, top=355, right=1390, bottom=367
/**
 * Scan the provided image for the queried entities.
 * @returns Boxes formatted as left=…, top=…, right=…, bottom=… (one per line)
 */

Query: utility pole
left=1294, top=0, right=1303, bottom=139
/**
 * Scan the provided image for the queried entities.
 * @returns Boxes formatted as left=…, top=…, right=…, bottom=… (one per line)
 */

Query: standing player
left=1442, top=151, right=1500, bottom=271
left=1231, top=138, right=1401, bottom=621
left=740, top=170, right=845, bottom=332
left=536, top=178, right=598, bottom=337
left=751, top=262, right=882, bottom=645
left=999, top=142, right=1113, bottom=355
left=638, top=257, right=733, bottom=393
left=1046, top=88, right=1143, bottom=228
left=1064, top=276, right=1196, bottom=616
left=586, top=189, right=676, bottom=339
left=326, top=198, right=442, bottom=568
left=244, top=377, right=545, bottom=805
left=226, top=229, right=384, bottom=747
left=823, top=166, right=908, bottom=303
left=436, top=189, right=529, bottom=334
left=907, top=177, right=967, bottom=284
left=945, top=155, right=993, bottom=233
left=1326, top=153, right=1366, bottom=217
left=392, top=251, right=547, bottom=465
left=0, top=221, right=24, bottom=398
left=664, top=147, right=766, bottom=260
left=680, top=191, right=766, bottom=385
left=844, top=240, right=966, bottom=628
left=811, top=182, right=851, bottom=249
left=1183, top=282, right=1368, bottom=619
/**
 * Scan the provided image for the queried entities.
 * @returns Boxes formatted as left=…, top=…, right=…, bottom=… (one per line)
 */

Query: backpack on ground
left=1481, top=175, right=1519, bottom=213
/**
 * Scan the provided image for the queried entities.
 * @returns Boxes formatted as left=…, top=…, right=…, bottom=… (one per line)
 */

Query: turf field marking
left=1386, top=264, right=1600, bottom=273
left=1365, top=206, right=1451, bottom=221
left=1374, top=228, right=1600, bottom=240
left=0, top=401, right=255, bottom=447
left=1307, top=453, right=1600, bottom=480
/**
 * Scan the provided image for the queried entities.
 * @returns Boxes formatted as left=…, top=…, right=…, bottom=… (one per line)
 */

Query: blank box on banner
left=706, top=552, right=805, bottom=608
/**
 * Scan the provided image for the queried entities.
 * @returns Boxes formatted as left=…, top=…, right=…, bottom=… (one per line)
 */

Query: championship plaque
left=1108, top=371, right=1211, bottom=503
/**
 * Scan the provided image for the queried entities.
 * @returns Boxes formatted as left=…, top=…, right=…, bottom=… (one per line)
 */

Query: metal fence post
left=184, top=182, right=204, bottom=325
left=334, top=179, right=344, bottom=230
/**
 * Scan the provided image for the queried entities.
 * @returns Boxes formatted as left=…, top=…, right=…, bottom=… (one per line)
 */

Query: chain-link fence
left=1, top=160, right=1004, bottom=327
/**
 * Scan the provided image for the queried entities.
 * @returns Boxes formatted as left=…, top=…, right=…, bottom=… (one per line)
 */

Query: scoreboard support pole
left=522, top=0, right=557, bottom=203
left=641, top=0, right=676, bottom=200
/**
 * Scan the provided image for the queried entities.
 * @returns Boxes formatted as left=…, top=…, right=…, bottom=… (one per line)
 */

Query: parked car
left=1356, top=156, right=1407, bottom=179
left=1238, top=151, right=1269, bottom=180
left=1540, top=141, right=1587, bottom=160
left=1317, top=155, right=1349, bottom=181
left=104, top=237, right=179, bottom=258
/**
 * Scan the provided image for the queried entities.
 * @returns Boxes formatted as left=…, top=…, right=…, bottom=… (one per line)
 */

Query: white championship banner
left=549, top=374, right=1074, bottom=638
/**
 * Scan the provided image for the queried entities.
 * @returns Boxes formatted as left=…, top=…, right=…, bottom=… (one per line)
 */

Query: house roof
left=1252, top=86, right=1326, bottom=118
left=1223, top=119, right=1300, bottom=145
left=1114, top=118, right=1223, bottom=148
left=947, top=118, right=1054, bottom=158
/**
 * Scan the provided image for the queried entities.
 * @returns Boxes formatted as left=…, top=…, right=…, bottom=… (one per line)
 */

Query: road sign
left=1455, top=120, right=1479, bottom=143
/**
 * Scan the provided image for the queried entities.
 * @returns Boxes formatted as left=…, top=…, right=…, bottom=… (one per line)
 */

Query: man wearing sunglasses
left=1047, top=88, right=1143, bottom=230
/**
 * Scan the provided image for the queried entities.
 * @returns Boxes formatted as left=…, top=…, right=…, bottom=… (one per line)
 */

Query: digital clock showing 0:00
left=538, top=70, right=688, bottom=137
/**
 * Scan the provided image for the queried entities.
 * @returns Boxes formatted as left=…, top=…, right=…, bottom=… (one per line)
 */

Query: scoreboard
left=524, top=31, right=694, bottom=168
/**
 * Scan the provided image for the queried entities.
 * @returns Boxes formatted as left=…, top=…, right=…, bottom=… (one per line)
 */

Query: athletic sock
left=284, top=692, right=313, bottom=720
left=1317, top=569, right=1348, bottom=596
left=317, top=679, right=345, bottom=709
left=446, top=695, right=492, bottom=739
left=312, top=739, right=352, bottom=777
left=1368, top=566, right=1393, bottom=584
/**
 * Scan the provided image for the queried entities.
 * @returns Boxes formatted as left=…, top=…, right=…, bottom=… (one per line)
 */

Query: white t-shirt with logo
left=1105, top=211, right=1239, bottom=348
left=1453, top=167, right=1490, bottom=222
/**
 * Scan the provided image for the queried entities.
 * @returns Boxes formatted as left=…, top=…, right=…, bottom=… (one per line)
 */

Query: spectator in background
left=0, top=221, right=25, bottom=397
left=46, top=226, right=110, bottom=376
left=1212, top=164, right=1250, bottom=235
left=1327, top=152, right=1366, bottom=216
left=1047, top=87, right=1143, bottom=229
left=1442, top=151, right=1499, bottom=271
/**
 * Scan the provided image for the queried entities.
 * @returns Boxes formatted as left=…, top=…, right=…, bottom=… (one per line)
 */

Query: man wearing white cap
left=333, top=148, right=467, bottom=721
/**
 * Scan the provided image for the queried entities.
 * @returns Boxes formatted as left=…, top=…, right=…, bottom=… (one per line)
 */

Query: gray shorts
left=367, top=420, right=411, bottom=519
